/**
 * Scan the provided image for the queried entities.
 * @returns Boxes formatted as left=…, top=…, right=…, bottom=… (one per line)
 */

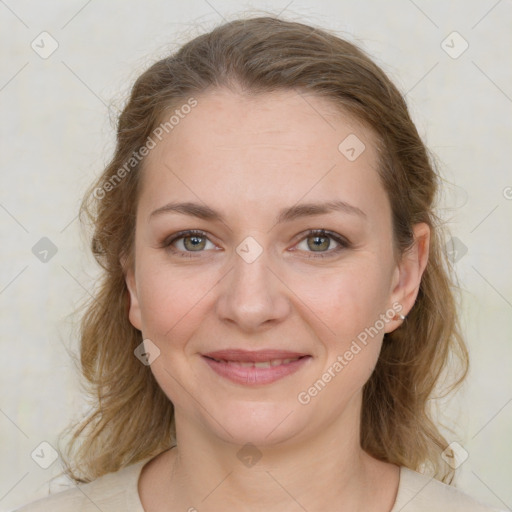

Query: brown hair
left=63, top=15, right=468, bottom=483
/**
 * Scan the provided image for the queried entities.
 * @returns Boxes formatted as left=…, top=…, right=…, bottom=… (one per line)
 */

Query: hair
left=62, top=15, right=469, bottom=484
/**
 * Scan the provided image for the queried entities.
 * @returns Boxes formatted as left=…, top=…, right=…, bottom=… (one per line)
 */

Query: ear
left=122, top=256, right=142, bottom=331
left=384, top=222, right=430, bottom=333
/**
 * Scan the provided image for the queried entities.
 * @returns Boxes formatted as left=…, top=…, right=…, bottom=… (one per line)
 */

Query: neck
left=140, top=393, right=399, bottom=512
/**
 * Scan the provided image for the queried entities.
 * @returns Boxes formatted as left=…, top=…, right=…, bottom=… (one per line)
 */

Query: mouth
left=201, top=349, right=311, bottom=386
left=206, top=356, right=303, bottom=368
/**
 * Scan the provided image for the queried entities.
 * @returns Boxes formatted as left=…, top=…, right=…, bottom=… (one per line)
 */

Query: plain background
left=1, top=0, right=511, bottom=510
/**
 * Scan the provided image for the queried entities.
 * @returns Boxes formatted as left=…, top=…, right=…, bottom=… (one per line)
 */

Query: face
left=125, top=88, right=425, bottom=448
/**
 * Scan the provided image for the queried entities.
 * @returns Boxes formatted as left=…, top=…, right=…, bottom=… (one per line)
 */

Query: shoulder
left=392, top=467, right=506, bottom=512
left=14, top=460, right=148, bottom=512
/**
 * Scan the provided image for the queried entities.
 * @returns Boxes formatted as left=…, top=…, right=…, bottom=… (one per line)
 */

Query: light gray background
left=1, top=0, right=511, bottom=510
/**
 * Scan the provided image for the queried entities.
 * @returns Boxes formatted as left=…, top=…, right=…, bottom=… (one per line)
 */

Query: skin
left=124, top=88, right=430, bottom=511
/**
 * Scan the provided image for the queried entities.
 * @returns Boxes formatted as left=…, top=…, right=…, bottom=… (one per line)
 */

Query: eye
left=162, top=228, right=351, bottom=259
left=293, top=229, right=351, bottom=259
left=163, top=230, right=216, bottom=258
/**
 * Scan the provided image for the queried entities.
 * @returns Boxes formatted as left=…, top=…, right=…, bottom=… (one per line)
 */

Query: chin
left=202, top=398, right=310, bottom=448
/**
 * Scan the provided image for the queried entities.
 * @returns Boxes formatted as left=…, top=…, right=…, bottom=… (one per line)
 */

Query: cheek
left=292, top=261, right=391, bottom=395
left=135, top=263, right=212, bottom=405
left=291, top=261, right=391, bottom=342
left=299, top=266, right=388, bottom=406
left=135, top=260, right=217, bottom=342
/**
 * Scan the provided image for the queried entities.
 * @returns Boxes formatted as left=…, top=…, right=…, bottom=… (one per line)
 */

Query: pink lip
left=203, top=349, right=308, bottom=362
left=201, top=349, right=311, bottom=386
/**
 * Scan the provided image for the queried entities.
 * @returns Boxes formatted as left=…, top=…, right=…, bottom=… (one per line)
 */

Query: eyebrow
left=150, top=200, right=366, bottom=224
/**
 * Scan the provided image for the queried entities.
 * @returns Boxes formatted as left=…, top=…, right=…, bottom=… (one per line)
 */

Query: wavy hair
left=62, top=16, right=469, bottom=483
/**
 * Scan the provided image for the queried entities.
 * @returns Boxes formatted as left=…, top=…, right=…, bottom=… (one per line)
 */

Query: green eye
left=163, top=229, right=350, bottom=259
left=164, top=230, right=213, bottom=257
left=294, top=229, right=350, bottom=259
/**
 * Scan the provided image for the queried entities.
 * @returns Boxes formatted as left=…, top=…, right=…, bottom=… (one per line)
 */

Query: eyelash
left=161, top=229, right=351, bottom=259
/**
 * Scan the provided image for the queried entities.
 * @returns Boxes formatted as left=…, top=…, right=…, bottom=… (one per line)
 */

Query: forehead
left=139, top=88, right=389, bottom=228
left=158, top=88, right=373, bottom=155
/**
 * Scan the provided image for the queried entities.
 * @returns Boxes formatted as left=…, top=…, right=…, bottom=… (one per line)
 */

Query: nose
left=215, top=237, right=291, bottom=332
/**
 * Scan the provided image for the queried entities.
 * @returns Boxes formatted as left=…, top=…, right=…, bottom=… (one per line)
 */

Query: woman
left=17, top=16, right=504, bottom=512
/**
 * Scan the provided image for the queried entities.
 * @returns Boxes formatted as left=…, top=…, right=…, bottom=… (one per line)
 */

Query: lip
left=201, top=349, right=311, bottom=386
left=203, top=349, right=309, bottom=362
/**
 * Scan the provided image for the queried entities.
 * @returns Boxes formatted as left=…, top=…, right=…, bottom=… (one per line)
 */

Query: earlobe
left=385, top=223, right=430, bottom=333
left=123, top=261, right=142, bottom=331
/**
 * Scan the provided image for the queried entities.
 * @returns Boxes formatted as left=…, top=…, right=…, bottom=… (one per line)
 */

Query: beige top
left=15, top=459, right=504, bottom=512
